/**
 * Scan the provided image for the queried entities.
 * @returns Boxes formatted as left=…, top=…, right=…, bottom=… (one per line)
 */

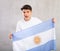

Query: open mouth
left=25, top=16, right=28, bottom=18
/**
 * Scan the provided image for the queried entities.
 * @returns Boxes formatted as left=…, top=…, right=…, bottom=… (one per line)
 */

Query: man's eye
left=23, top=12, right=25, bottom=13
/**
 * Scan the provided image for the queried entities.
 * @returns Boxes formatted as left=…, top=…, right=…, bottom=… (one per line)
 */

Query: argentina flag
left=12, top=19, right=56, bottom=51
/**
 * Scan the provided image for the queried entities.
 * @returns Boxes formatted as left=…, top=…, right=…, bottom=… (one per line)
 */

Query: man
left=16, top=5, right=42, bottom=32
left=9, top=4, right=56, bottom=39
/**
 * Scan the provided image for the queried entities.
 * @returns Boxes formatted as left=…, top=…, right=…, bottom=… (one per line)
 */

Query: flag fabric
left=12, top=19, right=56, bottom=51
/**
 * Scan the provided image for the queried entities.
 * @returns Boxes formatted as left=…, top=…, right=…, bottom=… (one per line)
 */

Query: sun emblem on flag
left=34, top=36, right=41, bottom=44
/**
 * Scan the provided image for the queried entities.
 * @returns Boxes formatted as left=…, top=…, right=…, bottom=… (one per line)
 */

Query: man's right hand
left=9, top=33, right=13, bottom=39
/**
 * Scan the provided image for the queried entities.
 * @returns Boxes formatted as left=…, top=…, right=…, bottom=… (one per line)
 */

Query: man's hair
left=21, top=4, right=32, bottom=11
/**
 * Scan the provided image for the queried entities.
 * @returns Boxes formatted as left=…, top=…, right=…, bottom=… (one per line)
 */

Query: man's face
left=22, top=9, right=32, bottom=18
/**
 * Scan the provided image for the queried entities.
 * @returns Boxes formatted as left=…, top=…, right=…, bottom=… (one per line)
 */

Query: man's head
left=21, top=4, right=32, bottom=21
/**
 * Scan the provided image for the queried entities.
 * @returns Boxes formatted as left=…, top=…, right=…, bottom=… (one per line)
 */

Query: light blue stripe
left=12, top=19, right=54, bottom=41
left=27, top=40, right=56, bottom=51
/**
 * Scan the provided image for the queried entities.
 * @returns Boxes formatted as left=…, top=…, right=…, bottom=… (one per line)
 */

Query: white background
left=0, top=0, right=60, bottom=51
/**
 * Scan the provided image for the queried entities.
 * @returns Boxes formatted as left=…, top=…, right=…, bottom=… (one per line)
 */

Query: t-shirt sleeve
left=16, top=22, right=22, bottom=32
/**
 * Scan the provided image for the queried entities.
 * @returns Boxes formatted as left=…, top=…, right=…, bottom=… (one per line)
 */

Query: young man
left=9, top=4, right=56, bottom=39
left=16, top=5, right=42, bottom=32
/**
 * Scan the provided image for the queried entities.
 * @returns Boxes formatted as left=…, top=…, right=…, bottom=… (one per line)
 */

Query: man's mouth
left=25, top=16, right=28, bottom=18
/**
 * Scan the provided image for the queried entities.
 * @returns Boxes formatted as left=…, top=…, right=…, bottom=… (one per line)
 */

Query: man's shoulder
left=32, top=17, right=42, bottom=22
left=17, top=19, right=23, bottom=24
left=32, top=17, right=40, bottom=20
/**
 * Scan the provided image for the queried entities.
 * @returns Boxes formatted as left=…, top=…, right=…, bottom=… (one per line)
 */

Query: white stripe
left=13, top=28, right=56, bottom=50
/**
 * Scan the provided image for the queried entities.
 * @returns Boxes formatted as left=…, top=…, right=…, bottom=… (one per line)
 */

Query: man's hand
left=52, top=18, right=56, bottom=23
left=9, top=33, right=12, bottom=39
